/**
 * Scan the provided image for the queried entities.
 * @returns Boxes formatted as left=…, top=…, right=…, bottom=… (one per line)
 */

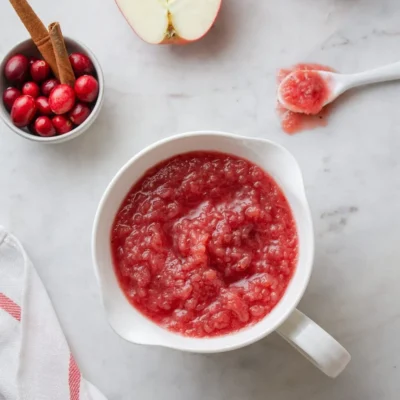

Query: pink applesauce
left=111, top=152, right=298, bottom=337
left=280, top=70, right=330, bottom=115
left=277, top=64, right=335, bottom=134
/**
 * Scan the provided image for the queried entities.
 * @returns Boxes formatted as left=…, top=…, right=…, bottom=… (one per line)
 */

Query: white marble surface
left=1, top=0, right=400, bottom=398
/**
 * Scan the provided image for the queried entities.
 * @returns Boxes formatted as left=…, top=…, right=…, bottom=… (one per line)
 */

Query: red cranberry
left=69, top=103, right=91, bottom=125
left=35, top=96, right=52, bottom=115
left=28, top=56, right=39, bottom=66
left=34, top=116, right=56, bottom=137
left=52, top=115, right=73, bottom=134
left=11, top=95, right=36, bottom=127
left=4, top=54, right=29, bottom=84
left=2, top=87, right=21, bottom=111
left=22, top=82, right=40, bottom=98
left=41, top=78, right=59, bottom=96
left=69, top=53, right=94, bottom=77
left=30, top=60, right=50, bottom=82
left=49, top=84, right=75, bottom=114
left=74, top=75, right=99, bottom=103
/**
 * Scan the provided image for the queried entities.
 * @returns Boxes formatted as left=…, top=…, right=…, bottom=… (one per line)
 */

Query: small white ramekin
left=0, top=37, right=104, bottom=144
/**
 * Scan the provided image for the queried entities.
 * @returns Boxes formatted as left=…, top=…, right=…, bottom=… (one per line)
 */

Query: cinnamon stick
left=9, top=0, right=59, bottom=79
left=48, top=22, right=75, bottom=87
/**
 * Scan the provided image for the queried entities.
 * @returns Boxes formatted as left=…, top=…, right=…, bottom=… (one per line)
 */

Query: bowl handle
left=276, top=309, right=350, bottom=378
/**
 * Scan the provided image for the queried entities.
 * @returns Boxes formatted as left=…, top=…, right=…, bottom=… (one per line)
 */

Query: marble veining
left=1, top=0, right=399, bottom=399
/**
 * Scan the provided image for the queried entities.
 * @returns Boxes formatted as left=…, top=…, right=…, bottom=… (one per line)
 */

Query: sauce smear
left=111, top=152, right=298, bottom=338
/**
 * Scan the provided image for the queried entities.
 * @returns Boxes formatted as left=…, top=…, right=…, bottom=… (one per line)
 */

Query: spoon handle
left=344, top=61, right=400, bottom=89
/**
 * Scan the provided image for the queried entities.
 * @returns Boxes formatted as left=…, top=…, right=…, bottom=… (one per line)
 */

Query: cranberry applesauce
left=111, top=151, right=298, bottom=338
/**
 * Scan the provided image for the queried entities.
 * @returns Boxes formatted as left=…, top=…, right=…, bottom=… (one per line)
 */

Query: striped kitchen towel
left=0, top=227, right=107, bottom=400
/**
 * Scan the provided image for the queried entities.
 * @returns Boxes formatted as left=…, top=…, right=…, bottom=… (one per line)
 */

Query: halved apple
left=116, top=0, right=222, bottom=44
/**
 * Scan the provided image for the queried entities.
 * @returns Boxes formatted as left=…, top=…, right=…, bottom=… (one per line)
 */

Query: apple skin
left=115, top=0, right=222, bottom=45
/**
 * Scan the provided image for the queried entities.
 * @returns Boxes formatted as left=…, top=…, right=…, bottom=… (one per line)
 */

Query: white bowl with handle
left=92, top=131, right=350, bottom=378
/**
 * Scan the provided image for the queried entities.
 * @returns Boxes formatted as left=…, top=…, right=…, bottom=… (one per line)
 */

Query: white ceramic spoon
left=277, top=61, right=400, bottom=114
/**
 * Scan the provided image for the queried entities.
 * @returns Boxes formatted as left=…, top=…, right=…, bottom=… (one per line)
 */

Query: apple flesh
left=116, top=0, right=222, bottom=44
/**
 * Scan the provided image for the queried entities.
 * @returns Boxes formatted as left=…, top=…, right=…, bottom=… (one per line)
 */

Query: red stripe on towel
left=0, top=292, right=21, bottom=321
left=1, top=292, right=83, bottom=399
left=69, top=354, right=81, bottom=400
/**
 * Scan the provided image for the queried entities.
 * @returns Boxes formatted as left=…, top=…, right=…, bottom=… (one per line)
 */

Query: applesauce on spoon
left=111, top=151, right=298, bottom=338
